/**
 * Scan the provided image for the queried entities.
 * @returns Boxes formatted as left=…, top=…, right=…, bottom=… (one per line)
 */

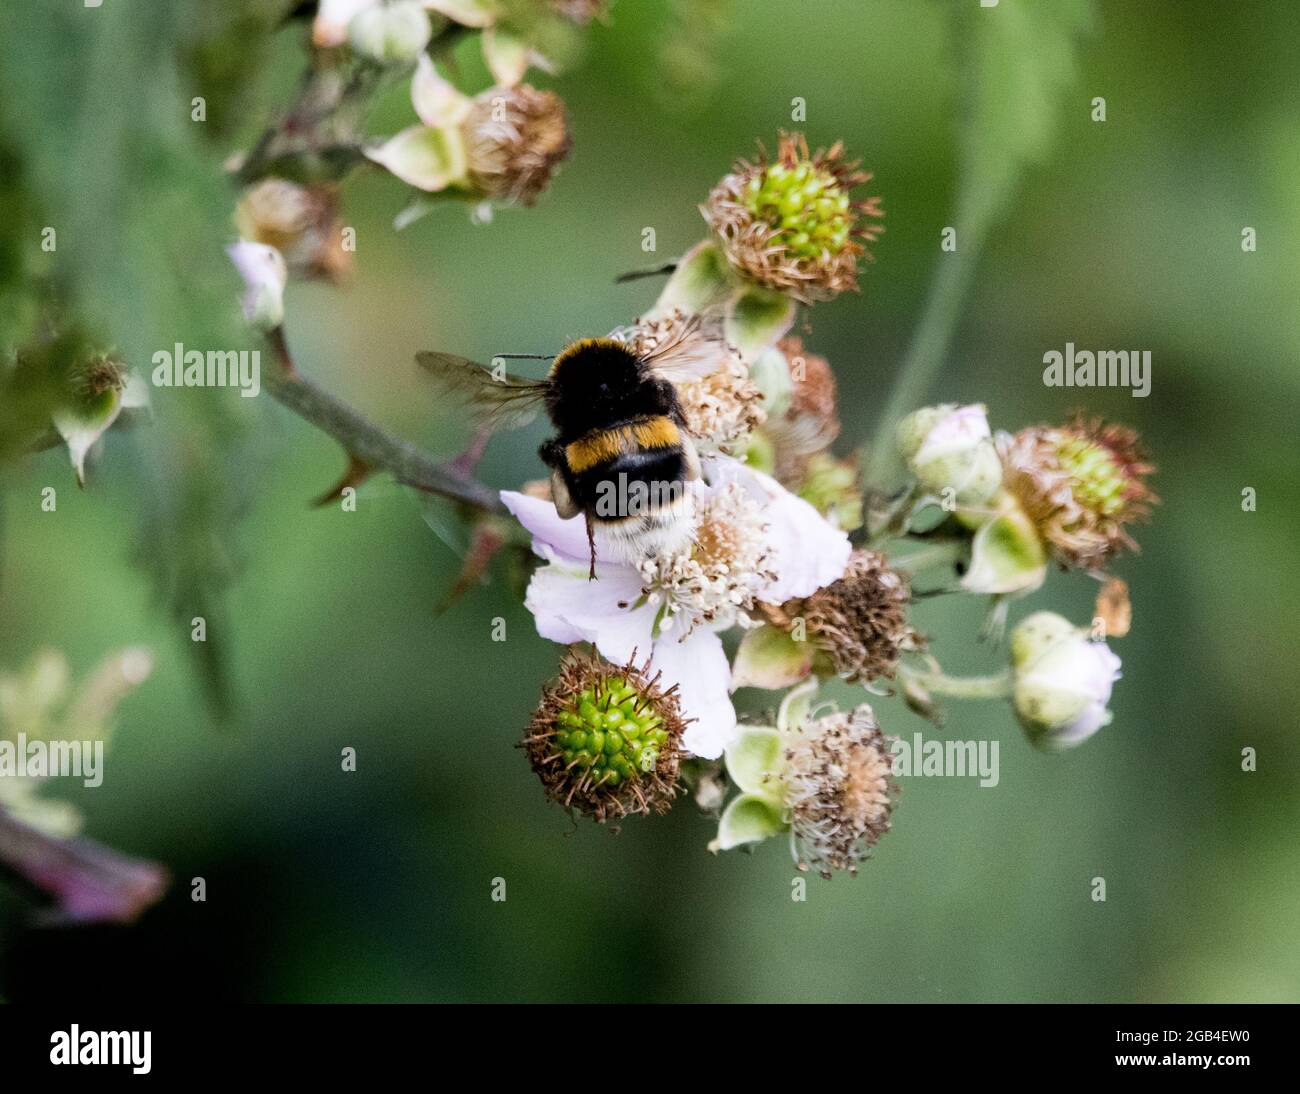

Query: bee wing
left=416, top=351, right=548, bottom=431
left=630, top=310, right=738, bottom=384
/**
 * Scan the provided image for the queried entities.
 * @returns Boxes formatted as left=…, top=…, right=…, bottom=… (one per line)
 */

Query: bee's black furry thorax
left=545, top=339, right=681, bottom=442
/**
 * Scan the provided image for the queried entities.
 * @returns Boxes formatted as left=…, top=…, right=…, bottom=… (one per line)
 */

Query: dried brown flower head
left=620, top=310, right=765, bottom=451
left=702, top=132, right=883, bottom=303
left=466, top=84, right=572, bottom=206
left=766, top=335, right=841, bottom=482
left=1000, top=416, right=1157, bottom=571
left=784, top=704, right=897, bottom=877
left=235, top=179, right=350, bottom=283
left=77, top=355, right=126, bottom=400
left=769, top=549, right=917, bottom=683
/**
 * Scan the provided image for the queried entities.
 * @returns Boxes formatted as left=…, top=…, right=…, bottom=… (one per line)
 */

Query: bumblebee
left=417, top=323, right=718, bottom=572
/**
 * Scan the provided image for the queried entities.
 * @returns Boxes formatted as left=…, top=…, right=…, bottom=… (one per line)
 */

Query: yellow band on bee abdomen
left=565, top=417, right=680, bottom=473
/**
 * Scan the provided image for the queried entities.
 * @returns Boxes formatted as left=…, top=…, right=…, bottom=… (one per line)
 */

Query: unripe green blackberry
left=704, top=132, right=883, bottom=303
left=524, top=654, right=685, bottom=823
left=742, top=161, right=853, bottom=261
left=999, top=416, right=1156, bottom=571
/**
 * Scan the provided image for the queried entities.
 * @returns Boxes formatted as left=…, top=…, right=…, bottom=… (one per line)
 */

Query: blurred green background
left=1, top=0, right=1298, bottom=1002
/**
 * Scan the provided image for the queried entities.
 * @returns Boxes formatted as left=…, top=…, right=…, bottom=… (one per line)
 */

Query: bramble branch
left=264, top=328, right=504, bottom=512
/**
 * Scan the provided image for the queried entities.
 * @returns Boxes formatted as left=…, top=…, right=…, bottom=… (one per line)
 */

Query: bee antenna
left=491, top=353, right=556, bottom=360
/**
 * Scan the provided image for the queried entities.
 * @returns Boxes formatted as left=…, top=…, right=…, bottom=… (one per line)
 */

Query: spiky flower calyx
left=1000, top=416, right=1157, bottom=571
left=768, top=549, right=917, bottom=683
left=784, top=704, right=897, bottom=878
left=465, top=84, right=571, bottom=206
left=523, top=653, right=686, bottom=823
left=702, top=132, right=883, bottom=303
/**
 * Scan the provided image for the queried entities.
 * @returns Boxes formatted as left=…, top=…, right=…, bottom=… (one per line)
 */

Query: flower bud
left=227, top=240, right=287, bottom=331
left=703, top=132, right=882, bottom=303
left=523, top=653, right=685, bottom=822
left=1010, top=611, right=1121, bottom=751
left=50, top=355, right=149, bottom=487
left=313, top=0, right=379, bottom=48
left=897, top=403, right=1002, bottom=511
left=348, top=1, right=433, bottom=65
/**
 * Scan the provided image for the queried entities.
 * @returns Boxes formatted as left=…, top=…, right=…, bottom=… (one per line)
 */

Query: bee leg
left=682, top=435, right=702, bottom=482
left=549, top=468, right=581, bottom=519
left=584, top=512, right=597, bottom=581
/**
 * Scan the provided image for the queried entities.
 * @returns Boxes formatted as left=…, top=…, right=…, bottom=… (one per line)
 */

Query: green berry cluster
left=1057, top=436, right=1127, bottom=517
left=744, top=162, right=852, bottom=259
left=552, top=676, right=670, bottom=788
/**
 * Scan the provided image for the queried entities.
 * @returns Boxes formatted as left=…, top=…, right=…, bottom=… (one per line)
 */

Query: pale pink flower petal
left=501, top=490, right=596, bottom=564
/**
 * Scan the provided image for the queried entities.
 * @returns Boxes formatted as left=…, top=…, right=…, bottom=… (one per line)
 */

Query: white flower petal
left=524, top=555, right=655, bottom=655
left=651, top=629, right=737, bottom=759
left=915, top=403, right=991, bottom=463
left=120, top=370, right=151, bottom=411
left=716, top=460, right=851, bottom=602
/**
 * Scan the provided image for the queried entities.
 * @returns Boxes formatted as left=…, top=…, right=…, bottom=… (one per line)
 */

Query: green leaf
left=958, top=0, right=1097, bottom=234
left=723, top=726, right=783, bottom=799
left=710, top=793, right=787, bottom=853
left=0, top=0, right=261, bottom=721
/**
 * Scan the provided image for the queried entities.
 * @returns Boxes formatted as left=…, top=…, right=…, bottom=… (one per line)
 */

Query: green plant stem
left=901, top=665, right=1012, bottom=700
left=264, top=328, right=504, bottom=512
left=866, top=244, right=981, bottom=489
left=891, top=539, right=967, bottom=575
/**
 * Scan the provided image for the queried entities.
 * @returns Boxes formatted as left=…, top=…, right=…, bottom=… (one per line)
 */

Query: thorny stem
left=263, top=328, right=504, bottom=513
left=900, top=665, right=1012, bottom=700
